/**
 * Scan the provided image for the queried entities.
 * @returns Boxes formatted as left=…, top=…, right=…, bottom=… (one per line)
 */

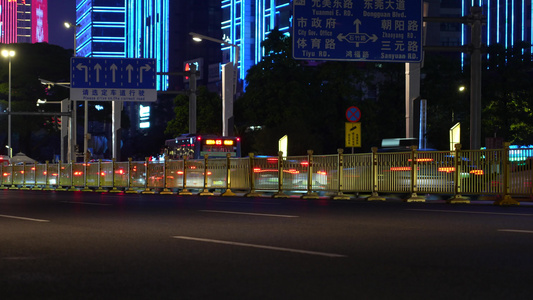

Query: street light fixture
left=189, top=32, right=240, bottom=136
left=2, top=49, right=15, bottom=158
left=64, top=21, right=89, bottom=161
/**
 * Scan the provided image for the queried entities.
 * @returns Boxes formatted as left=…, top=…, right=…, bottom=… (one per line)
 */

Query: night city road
left=2, top=191, right=533, bottom=299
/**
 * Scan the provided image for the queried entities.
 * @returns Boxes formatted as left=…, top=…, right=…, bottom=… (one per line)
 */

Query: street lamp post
left=65, top=22, right=88, bottom=162
left=2, top=49, right=15, bottom=158
left=189, top=32, right=240, bottom=136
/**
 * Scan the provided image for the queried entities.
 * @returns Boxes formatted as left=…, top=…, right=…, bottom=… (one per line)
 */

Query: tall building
left=125, top=0, right=169, bottom=91
left=30, top=0, right=47, bottom=43
left=16, top=0, right=31, bottom=43
left=0, top=0, right=48, bottom=44
left=0, top=0, right=19, bottom=44
left=462, top=0, right=532, bottom=53
left=221, top=0, right=291, bottom=81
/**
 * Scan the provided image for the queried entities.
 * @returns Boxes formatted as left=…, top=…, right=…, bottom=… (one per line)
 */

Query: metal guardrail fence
left=0, top=143, right=529, bottom=205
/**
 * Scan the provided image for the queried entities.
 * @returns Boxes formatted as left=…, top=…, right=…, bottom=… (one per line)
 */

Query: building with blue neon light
left=221, top=0, right=291, bottom=82
left=460, top=1, right=533, bottom=63
left=463, top=0, right=533, bottom=51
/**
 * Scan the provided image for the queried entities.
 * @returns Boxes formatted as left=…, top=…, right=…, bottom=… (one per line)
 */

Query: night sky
left=47, top=0, right=77, bottom=50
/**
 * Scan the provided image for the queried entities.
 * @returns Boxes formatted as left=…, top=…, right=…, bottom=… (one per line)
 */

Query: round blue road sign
left=346, top=106, right=361, bottom=122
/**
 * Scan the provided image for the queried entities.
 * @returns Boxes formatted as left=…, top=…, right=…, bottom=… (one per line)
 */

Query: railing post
left=222, top=153, right=236, bottom=196
left=160, top=155, right=173, bottom=195
left=448, top=144, right=469, bottom=204
left=31, top=163, right=41, bottom=191
left=94, top=159, right=107, bottom=192
left=179, top=156, right=192, bottom=196
left=125, top=158, right=138, bottom=194
left=407, top=145, right=425, bottom=202
left=20, top=162, right=29, bottom=190
left=332, top=148, right=350, bottom=200
left=273, top=151, right=289, bottom=198
left=367, top=147, right=385, bottom=201
left=8, top=161, right=16, bottom=190
left=56, top=161, right=66, bottom=191
left=302, top=150, right=319, bottom=199
left=110, top=158, right=121, bottom=193
left=200, top=154, right=214, bottom=196
left=494, top=142, right=519, bottom=205
left=0, top=163, right=5, bottom=189
left=245, top=153, right=261, bottom=197
left=142, top=157, right=155, bottom=194
left=67, top=161, right=79, bottom=191
left=43, top=160, right=53, bottom=191
left=81, top=159, right=92, bottom=192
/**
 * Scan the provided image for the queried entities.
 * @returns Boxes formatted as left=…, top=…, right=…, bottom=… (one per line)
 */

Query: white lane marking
left=213, top=200, right=280, bottom=205
left=0, top=214, right=50, bottom=223
left=173, top=236, right=347, bottom=258
left=499, top=229, right=533, bottom=234
left=60, top=201, right=111, bottom=206
left=200, top=210, right=298, bottom=218
left=407, top=209, right=533, bottom=217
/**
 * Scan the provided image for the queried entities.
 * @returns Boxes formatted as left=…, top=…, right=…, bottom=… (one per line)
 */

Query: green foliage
left=482, top=42, right=533, bottom=145
left=420, top=55, right=467, bottom=149
left=236, top=28, right=412, bottom=155
left=165, top=86, right=222, bottom=137
left=0, top=43, right=71, bottom=160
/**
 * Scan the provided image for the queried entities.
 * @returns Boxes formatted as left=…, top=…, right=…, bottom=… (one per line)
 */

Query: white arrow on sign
left=139, top=64, right=151, bottom=83
left=76, top=63, right=89, bottom=82
left=126, top=64, right=134, bottom=83
left=94, top=63, right=102, bottom=82
left=110, top=64, right=118, bottom=83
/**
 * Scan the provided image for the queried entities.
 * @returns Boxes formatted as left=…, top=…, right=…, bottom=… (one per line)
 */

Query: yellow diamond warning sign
left=345, top=122, right=361, bottom=148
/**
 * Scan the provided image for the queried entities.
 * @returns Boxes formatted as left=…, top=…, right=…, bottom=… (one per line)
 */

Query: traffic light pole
left=419, top=6, right=485, bottom=150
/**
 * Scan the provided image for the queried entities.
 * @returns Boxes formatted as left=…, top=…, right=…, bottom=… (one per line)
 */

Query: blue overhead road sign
left=70, top=57, right=157, bottom=102
left=292, top=0, right=422, bottom=62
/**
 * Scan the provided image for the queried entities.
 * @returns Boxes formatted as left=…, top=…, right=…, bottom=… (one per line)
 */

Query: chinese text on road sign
left=292, top=0, right=422, bottom=62
left=70, top=57, right=157, bottom=102
left=346, top=122, right=361, bottom=147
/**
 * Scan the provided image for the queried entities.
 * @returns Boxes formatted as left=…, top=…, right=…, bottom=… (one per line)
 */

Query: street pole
left=189, top=64, right=197, bottom=134
left=1, top=50, right=15, bottom=158
left=470, top=6, right=482, bottom=150
left=7, top=55, right=11, bottom=158
left=189, top=32, right=239, bottom=136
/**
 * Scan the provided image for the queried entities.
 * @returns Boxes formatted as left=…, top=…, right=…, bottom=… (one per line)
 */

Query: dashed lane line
left=0, top=214, right=50, bottom=223
left=173, top=236, right=347, bottom=258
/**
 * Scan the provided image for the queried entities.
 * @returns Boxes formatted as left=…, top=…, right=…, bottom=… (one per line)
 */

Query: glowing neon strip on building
left=75, top=0, right=168, bottom=90
left=462, top=0, right=533, bottom=66
left=0, top=0, right=18, bottom=44
left=125, top=0, right=169, bottom=91
left=221, top=0, right=291, bottom=83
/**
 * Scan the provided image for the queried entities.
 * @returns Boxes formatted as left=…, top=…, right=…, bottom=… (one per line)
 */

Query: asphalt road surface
left=1, top=190, right=533, bottom=299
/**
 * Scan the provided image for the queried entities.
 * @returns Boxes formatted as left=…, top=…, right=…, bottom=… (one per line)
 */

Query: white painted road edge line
left=173, top=236, right=347, bottom=258
left=0, top=214, right=50, bottom=223
left=200, top=210, right=299, bottom=218
left=407, top=209, right=533, bottom=217
left=60, top=201, right=111, bottom=206
left=498, top=229, right=533, bottom=234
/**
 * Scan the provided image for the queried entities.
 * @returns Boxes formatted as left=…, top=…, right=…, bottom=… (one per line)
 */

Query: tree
left=236, top=28, right=402, bottom=155
left=165, top=86, right=222, bottom=137
left=0, top=43, right=72, bottom=160
left=482, top=42, right=533, bottom=145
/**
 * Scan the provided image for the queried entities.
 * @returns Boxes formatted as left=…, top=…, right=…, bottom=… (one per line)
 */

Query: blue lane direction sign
left=70, top=57, right=157, bottom=102
left=292, top=0, right=422, bottom=62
